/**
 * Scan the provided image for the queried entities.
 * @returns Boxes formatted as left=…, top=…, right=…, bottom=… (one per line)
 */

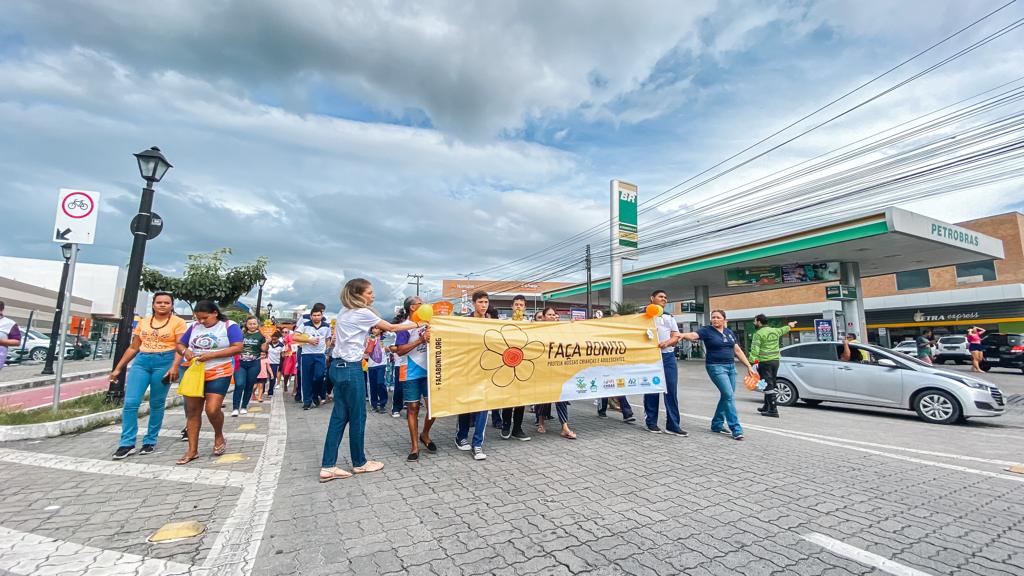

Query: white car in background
left=892, top=340, right=918, bottom=356
left=934, top=335, right=971, bottom=364
left=776, top=341, right=1004, bottom=424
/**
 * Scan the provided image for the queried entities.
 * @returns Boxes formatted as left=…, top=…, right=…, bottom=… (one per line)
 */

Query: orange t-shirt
left=133, top=315, right=188, bottom=353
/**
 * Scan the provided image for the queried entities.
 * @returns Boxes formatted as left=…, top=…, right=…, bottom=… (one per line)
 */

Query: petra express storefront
left=867, top=301, right=1024, bottom=346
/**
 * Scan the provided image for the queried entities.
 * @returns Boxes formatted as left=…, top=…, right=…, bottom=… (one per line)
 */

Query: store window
left=955, top=260, right=997, bottom=283
left=895, top=269, right=930, bottom=290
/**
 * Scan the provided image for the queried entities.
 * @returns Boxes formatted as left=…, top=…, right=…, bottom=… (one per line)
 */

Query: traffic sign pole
left=52, top=243, right=78, bottom=412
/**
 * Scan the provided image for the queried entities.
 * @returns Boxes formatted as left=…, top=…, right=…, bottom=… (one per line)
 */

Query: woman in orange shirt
left=110, top=292, right=187, bottom=460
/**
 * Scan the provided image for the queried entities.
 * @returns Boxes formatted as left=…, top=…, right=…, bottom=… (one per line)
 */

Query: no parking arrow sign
left=53, top=188, right=101, bottom=245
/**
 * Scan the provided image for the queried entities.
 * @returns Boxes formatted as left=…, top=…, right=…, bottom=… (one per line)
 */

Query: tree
left=141, top=248, right=268, bottom=308
left=610, top=301, right=639, bottom=316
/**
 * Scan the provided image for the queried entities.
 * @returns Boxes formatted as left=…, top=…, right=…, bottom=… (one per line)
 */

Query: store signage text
left=930, top=224, right=980, bottom=247
left=912, top=310, right=980, bottom=322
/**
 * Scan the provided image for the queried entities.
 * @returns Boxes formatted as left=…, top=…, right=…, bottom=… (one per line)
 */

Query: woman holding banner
left=319, top=279, right=422, bottom=482
left=679, top=309, right=757, bottom=441
left=534, top=306, right=577, bottom=440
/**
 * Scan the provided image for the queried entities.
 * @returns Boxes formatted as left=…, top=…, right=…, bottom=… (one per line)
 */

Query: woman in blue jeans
left=319, top=278, right=421, bottom=482
left=110, top=292, right=187, bottom=459
left=231, top=317, right=267, bottom=416
left=680, top=309, right=758, bottom=441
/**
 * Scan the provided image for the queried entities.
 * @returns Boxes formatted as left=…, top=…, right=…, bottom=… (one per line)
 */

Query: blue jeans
left=321, top=360, right=367, bottom=468
left=367, top=366, right=387, bottom=408
left=300, top=354, right=326, bottom=408
left=267, top=364, right=280, bottom=396
left=706, top=363, right=743, bottom=437
left=232, top=359, right=260, bottom=410
left=119, top=351, right=175, bottom=447
left=644, top=353, right=681, bottom=431
left=456, top=411, right=488, bottom=448
left=391, top=380, right=404, bottom=414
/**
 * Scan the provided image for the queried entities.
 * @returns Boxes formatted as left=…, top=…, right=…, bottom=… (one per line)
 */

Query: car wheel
left=802, top=399, right=823, bottom=406
left=29, top=347, right=48, bottom=362
left=934, top=356, right=946, bottom=364
left=775, top=379, right=799, bottom=406
left=913, top=390, right=962, bottom=425
left=979, top=362, right=991, bottom=372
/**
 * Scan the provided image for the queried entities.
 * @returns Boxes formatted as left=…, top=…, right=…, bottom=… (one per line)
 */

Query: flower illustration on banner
left=479, top=324, right=546, bottom=387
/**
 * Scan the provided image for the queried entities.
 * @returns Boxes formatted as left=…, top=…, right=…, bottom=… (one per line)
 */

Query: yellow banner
left=427, top=314, right=666, bottom=417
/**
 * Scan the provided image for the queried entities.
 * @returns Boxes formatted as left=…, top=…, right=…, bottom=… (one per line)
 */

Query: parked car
left=776, top=341, right=1004, bottom=424
left=978, top=333, right=1024, bottom=374
left=892, top=340, right=918, bottom=356
left=934, top=335, right=970, bottom=364
left=13, top=330, right=88, bottom=362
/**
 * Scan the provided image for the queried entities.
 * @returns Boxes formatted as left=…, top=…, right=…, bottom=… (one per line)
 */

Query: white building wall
left=0, top=256, right=129, bottom=317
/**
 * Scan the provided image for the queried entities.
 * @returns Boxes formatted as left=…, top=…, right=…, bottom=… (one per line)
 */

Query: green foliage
left=0, top=392, right=111, bottom=425
left=610, top=301, right=639, bottom=316
left=141, top=248, right=268, bottom=307
left=225, top=309, right=251, bottom=325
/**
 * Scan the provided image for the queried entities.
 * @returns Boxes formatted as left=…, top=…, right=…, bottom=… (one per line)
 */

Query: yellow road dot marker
left=147, top=521, right=205, bottom=543
left=238, top=423, right=257, bottom=431
left=248, top=407, right=263, bottom=413
left=1008, top=464, right=1024, bottom=475
left=215, top=453, right=249, bottom=464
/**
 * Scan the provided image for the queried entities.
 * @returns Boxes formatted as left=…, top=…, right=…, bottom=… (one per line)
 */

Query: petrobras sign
left=888, top=208, right=1003, bottom=258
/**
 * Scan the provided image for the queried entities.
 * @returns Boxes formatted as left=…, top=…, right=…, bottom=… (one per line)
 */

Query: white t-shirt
left=654, top=313, right=680, bottom=354
left=266, top=342, right=284, bottom=364
left=332, top=307, right=382, bottom=362
left=298, top=322, right=331, bottom=354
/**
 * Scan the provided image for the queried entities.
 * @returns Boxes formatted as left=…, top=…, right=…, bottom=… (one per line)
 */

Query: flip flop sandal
left=537, top=425, right=546, bottom=434
left=561, top=430, right=577, bottom=440
left=176, top=454, right=199, bottom=465
left=213, top=443, right=227, bottom=456
left=419, top=436, right=437, bottom=453
left=319, top=467, right=353, bottom=483
left=353, top=460, right=384, bottom=474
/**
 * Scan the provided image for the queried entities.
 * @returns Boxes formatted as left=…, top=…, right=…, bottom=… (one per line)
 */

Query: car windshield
left=861, top=343, right=930, bottom=368
left=27, top=330, right=47, bottom=340
left=939, top=336, right=965, bottom=344
left=1009, top=334, right=1023, bottom=346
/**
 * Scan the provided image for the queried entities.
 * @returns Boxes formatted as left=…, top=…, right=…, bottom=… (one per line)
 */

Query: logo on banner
left=479, top=325, right=545, bottom=388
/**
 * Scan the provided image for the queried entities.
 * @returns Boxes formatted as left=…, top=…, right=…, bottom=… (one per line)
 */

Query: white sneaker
left=230, top=409, right=239, bottom=417
left=240, top=408, right=248, bottom=415
left=472, top=446, right=487, bottom=460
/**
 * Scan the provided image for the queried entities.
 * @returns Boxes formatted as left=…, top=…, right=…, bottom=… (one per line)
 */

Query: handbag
left=177, top=361, right=206, bottom=397
left=369, top=338, right=383, bottom=364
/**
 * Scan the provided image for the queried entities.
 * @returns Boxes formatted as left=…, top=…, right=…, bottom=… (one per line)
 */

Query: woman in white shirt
left=319, top=278, right=422, bottom=482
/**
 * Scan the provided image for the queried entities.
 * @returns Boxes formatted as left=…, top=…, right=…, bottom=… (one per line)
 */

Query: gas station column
left=695, top=285, right=710, bottom=327
left=840, top=262, right=867, bottom=341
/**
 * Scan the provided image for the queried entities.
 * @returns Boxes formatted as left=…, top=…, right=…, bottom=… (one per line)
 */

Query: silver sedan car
left=775, top=341, right=1005, bottom=424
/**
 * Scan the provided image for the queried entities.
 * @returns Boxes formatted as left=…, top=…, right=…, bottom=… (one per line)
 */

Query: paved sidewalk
left=0, top=358, right=111, bottom=384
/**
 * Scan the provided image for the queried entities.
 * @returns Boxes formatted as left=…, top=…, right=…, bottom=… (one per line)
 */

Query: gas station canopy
left=544, top=207, right=1005, bottom=305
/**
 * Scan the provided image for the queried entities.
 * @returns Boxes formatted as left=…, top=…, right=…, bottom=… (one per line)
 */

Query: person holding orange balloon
left=643, top=290, right=688, bottom=437
left=392, top=296, right=437, bottom=461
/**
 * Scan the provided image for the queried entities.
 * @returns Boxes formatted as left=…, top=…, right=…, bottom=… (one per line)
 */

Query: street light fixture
left=266, top=302, right=274, bottom=322
left=255, top=273, right=267, bottom=322
left=61, top=243, right=73, bottom=261
left=105, top=146, right=172, bottom=404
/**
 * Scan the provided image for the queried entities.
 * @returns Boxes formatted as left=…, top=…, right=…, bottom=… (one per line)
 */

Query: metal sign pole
left=52, top=243, right=79, bottom=412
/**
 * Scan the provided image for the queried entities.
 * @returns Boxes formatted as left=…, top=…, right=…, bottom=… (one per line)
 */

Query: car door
left=780, top=343, right=839, bottom=399
left=832, top=346, right=904, bottom=405
left=982, top=334, right=1003, bottom=364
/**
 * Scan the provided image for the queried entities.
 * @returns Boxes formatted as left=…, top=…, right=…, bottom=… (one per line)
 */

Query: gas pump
left=825, top=309, right=847, bottom=341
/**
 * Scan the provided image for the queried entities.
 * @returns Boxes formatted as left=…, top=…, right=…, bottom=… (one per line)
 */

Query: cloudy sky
left=2, top=0, right=1023, bottom=314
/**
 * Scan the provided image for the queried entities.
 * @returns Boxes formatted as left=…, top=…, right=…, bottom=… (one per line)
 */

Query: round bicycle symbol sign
left=62, top=192, right=95, bottom=219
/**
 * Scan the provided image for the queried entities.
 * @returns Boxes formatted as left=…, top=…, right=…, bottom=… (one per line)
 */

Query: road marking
left=803, top=532, right=933, bottom=575
left=203, top=390, right=288, bottom=574
left=0, top=447, right=251, bottom=488
left=680, top=413, right=1024, bottom=484
left=0, top=525, right=199, bottom=575
left=100, top=426, right=266, bottom=443
left=752, top=425, right=1021, bottom=467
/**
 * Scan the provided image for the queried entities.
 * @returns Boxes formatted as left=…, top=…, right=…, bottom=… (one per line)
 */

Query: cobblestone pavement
left=1, top=362, right=1023, bottom=575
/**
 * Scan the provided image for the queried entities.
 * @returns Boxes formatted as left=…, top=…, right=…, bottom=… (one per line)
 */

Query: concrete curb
left=0, top=391, right=184, bottom=442
left=0, top=369, right=109, bottom=395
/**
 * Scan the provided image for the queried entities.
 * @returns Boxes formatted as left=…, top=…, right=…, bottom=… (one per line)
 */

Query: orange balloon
left=645, top=304, right=663, bottom=318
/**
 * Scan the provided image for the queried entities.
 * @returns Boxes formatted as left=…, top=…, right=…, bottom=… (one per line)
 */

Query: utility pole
left=407, top=273, right=423, bottom=296
left=42, top=244, right=75, bottom=375
left=585, top=244, right=593, bottom=319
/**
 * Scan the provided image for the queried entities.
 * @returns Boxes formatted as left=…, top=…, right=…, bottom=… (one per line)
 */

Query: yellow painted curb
left=1007, top=464, right=1024, bottom=475
left=215, top=453, right=249, bottom=464
left=148, top=521, right=205, bottom=543
left=248, top=407, right=264, bottom=413
left=238, top=423, right=257, bottom=431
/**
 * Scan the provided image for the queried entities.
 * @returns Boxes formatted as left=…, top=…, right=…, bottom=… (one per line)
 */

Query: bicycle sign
left=53, top=188, right=101, bottom=245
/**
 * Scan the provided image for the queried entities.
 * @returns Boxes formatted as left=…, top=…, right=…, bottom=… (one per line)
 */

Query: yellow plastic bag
left=177, top=361, right=206, bottom=398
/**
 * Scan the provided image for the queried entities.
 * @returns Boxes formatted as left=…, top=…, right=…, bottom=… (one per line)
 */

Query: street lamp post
left=105, top=146, right=172, bottom=404
left=255, top=274, right=267, bottom=322
left=266, top=302, right=274, bottom=322
left=41, top=243, right=74, bottom=375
